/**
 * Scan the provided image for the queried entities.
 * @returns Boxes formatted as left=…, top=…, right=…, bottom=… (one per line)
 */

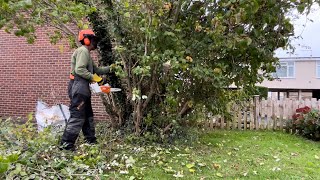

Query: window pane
left=288, top=66, right=294, bottom=77
left=317, top=66, right=320, bottom=77
left=287, top=62, right=294, bottom=66
left=277, top=66, right=287, bottom=77
left=280, top=62, right=287, bottom=66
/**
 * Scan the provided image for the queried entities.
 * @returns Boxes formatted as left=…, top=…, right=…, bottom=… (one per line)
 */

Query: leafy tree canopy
left=1, top=0, right=319, bottom=136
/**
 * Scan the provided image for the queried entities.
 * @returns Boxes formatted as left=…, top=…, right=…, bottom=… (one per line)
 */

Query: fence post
left=253, top=95, right=260, bottom=130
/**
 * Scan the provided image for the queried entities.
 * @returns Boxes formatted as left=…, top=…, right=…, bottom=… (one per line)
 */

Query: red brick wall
left=0, top=27, right=109, bottom=121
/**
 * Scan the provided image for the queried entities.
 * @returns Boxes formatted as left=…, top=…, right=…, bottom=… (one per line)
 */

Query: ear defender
left=83, top=36, right=91, bottom=46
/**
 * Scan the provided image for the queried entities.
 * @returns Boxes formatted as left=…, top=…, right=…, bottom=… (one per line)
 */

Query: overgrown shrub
left=286, top=106, right=320, bottom=141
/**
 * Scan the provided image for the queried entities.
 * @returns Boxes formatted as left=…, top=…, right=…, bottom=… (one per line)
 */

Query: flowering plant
left=286, top=106, right=320, bottom=141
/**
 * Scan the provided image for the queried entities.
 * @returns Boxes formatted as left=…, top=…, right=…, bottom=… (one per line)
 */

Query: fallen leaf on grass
left=177, top=154, right=189, bottom=157
left=163, top=166, right=175, bottom=173
left=272, top=167, right=281, bottom=171
left=232, top=163, right=239, bottom=170
left=125, top=156, right=135, bottom=168
left=213, top=163, right=221, bottom=170
left=198, top=162, right=206, bottom=167
left=186, top=163, right=194, bottom=169
left=216, top=172, right=223, bottom=178
left=119, top=170, right=129, bottom=174
left=151, top=153, right=158, bottom=158
left=173, top=171, right=184, bottom=178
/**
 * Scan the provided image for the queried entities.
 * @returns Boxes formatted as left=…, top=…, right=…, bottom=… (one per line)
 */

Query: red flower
left=296, top=106, right=311, bottom=114
left=292, top=113, right=302, bottom=120
left=302, top=106, right=311, bottom=114
left=296, top=108, right=304, bottom=113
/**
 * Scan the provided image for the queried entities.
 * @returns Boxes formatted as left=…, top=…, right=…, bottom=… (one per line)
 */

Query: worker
left=60, top=29, right=110, bottom=151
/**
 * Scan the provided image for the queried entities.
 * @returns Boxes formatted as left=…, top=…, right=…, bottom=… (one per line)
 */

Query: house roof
left=279, top=57, right=320, bottom=61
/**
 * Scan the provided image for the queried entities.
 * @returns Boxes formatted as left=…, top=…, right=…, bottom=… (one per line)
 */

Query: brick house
left=0, top=28, right=109, bottom=120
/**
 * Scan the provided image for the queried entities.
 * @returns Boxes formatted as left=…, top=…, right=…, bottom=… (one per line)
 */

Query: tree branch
left=144, top=9, right=152, bottom=56
left=179, top=101, right=192, bottom=117
left=142, top=65, right=157, bottom=112
left=118, top=52, right=133, bottom=96
left=173, top=0, right=183, bottom=24
left=163, top=123, right=173, bottom=134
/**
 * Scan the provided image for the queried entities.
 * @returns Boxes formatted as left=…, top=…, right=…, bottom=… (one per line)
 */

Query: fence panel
left=205, top=97, right=320, bottom=131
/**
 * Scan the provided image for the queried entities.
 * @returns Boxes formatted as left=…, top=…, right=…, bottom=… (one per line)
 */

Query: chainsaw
left=100, top=84, right=121, bottom=94
left=90, top=83, right=121, bottom=94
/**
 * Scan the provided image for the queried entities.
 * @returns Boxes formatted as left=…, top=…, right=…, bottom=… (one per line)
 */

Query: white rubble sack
left=35, top=100, right=70, bottom=132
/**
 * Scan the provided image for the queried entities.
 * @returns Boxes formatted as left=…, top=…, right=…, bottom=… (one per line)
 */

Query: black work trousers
left=60, top=80, right=96, bottom=150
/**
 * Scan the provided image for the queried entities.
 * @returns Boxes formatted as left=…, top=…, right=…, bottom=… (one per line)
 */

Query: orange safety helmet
left=78, top=29, right=95, bottom=46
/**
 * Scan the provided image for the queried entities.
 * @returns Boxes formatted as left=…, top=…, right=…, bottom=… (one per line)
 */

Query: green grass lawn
left=131, top=130, right=320, bottom=180
left=2, top=124, right=320, bottom=179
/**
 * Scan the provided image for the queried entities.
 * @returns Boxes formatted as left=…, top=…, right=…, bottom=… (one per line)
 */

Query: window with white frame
left=317, top=61, right=320, bottom=78
left=274, top=61, right=295, bottom=78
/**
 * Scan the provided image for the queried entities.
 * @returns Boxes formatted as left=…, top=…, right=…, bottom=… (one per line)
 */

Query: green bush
left=286, top=106, right=320, bottom=141
left=251, top=86, right=268, bottom=99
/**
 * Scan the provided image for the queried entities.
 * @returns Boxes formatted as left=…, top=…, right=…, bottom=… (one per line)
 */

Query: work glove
left=98, top=75, right=108, bottom=86
left=92, top=73, right=103, bottom=83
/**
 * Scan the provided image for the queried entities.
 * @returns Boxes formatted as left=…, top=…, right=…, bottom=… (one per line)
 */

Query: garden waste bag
left=35, top=100, right=70, bottom=132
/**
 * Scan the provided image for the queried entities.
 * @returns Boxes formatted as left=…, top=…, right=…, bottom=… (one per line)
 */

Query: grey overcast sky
left=275, top=5, right=320, bottom=58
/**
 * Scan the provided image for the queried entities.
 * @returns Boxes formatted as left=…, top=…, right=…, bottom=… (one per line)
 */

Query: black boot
left=60, top=132, right=78, bottom=151
left=82, top=117, right=97, bottom=145
left=60, top=117, right=85, bottom=151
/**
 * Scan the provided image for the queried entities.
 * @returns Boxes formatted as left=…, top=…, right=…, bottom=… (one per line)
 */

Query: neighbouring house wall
left=0, top=28, right=109, bottom=121
left=259, top=60, right=320, bottom=89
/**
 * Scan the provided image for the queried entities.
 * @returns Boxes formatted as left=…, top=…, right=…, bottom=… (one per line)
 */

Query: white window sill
left=276, top=77, right=296, bottom=79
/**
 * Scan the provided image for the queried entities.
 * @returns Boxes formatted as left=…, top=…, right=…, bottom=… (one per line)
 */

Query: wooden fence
left=205, top=97, right=320, bottom=130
